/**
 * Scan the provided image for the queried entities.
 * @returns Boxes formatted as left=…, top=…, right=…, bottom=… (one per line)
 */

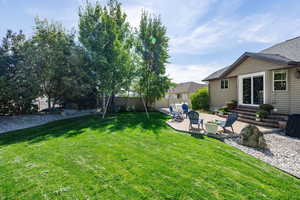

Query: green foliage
left=190, top=88, right=209, bottom=110
left=256, top=110, right=269, bottom=118
left=259, top=104, right=274, bottom=113
left=0, top=113, right=299, bottom=199
left=136, top=11, right=171, bottom=106
left=218, top=107, right=229, bottom=115
left=0, top=0, right=172, bottom=116
left=0, top=30, right=39, bottom=115
left=79, top=0, right=136, bottom=116
left=27, top=18, right=84, bottom=109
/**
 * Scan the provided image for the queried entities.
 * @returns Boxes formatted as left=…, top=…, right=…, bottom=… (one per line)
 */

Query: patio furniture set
left=169, top=104, right=238, bottom=134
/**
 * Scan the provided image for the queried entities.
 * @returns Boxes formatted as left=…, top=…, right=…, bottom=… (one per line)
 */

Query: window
left=273, top=71, right=287, bottom=91
left=221, top=79, right=229, bottom=89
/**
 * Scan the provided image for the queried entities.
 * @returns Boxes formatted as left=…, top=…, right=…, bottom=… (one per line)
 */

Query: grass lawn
left=0, top=112, right=299, bottom=200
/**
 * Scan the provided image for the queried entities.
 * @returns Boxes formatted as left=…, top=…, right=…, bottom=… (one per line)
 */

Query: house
left=166, top=82, right=207, bottom=105
left=203, top=36, right=300, bottom=115
left=154, top=81, right=207, bottom=108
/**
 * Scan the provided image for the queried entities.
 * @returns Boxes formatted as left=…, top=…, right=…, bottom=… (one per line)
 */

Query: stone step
left=236, top=106, right=260, bottom=113
left=232, top=109, right=256, bottom=116
left=237, top=113, right=280, bottom=123
left=231, top=109, right=287, bottom=121
left=237, top=117, right=279, bottom=128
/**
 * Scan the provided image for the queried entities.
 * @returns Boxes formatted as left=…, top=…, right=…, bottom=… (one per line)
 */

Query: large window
left=221, top=79, right=229, bottom=89
left=273, top=71, right=287, bottom=91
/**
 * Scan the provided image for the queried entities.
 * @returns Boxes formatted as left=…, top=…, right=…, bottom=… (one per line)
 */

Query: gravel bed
left=0, top=109, right=97, bottom=134
left=225, top=133, right=300, bottom=178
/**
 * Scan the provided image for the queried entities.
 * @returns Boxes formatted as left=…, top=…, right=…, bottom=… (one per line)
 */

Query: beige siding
left=267, top=67, right=300, bottom=114
left=226, top=57, right=287, bottom=77
left=208, top=56, right=300, bottom=114
left=263, top=71, right=272, bottom=105
left=209, top=77, right=237, bottom=110
left=288, top=68, right=300, bottom=114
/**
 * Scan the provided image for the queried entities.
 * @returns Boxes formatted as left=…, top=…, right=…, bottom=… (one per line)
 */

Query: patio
left=159, top=108, right=281, bottom=139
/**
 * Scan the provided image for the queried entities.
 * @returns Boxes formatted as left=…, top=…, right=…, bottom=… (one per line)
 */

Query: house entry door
left=238, top=72, right=265, bottom=106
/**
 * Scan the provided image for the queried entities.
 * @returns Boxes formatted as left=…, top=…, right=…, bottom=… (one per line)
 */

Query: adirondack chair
left=216, top=113, right=238, bottom=134
left=181, top=103, right=189, bottom=118
left=169, top=105, right=184, bottom=121
left=187, top=111, right=203, bottom=130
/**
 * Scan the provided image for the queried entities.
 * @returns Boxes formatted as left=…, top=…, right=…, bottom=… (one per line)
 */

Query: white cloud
left=123, top=0, right=217, bottom=34
left=124, top=5, right=153, bottom=28
left=166, top=63, right=223, bottom=83
left=170, top=13, right=300, bottom=55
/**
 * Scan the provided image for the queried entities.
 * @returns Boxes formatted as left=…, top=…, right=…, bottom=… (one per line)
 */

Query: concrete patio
left=159, top=108, right=281, bottom=139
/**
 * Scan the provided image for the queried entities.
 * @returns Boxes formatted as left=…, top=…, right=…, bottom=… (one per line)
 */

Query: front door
left=239, top=72, right=265, bottom=106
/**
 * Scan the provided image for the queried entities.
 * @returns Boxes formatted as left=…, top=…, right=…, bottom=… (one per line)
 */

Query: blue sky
left=1, top=0, right=300, bottom=83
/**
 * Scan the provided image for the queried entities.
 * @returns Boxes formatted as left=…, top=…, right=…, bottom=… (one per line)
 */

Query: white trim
left=272, top=70, right=288, bottom=92
left=238, top=72, right=266, bottom=106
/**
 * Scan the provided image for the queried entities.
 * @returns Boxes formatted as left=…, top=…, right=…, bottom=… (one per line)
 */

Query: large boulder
left=239, top=125, right=267, bottom=149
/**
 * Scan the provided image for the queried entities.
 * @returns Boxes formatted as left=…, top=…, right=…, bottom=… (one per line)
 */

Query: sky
left=1, top=0, right=300, bottom=83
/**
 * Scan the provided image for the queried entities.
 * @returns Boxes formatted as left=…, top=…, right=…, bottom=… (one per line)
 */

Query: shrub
left=190, top=88, right=209, bottom=110
left=256, top=110, right=269, bottom=118
left=218, top=107, right=229, bottom=115
left=226, top=100, right=237, bottom=110
left=259, top=104, right=274, bottom=113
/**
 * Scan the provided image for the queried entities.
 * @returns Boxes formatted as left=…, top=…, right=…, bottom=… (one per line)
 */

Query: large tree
left=136, top=11, right=171, bottom=110
left=79, top=0, right=135, bottom=117
left=28, top=18, right=80, bottom=110
left=0, top=30, right=39, bottom=114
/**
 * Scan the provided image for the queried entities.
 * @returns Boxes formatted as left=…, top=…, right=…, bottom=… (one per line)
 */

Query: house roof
left=203, top=37, right=300, bottom=81
left=261, top=36, right=300, bottom=61
left=202, top=66, right=229, bottom=82
left=168, top=82, right=207, bottom=94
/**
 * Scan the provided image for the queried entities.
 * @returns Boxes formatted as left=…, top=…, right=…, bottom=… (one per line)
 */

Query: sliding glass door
left=243, top=78, right=252, bottom=104
left=239, top=72, right=265, bottom=106
left=253, top=76, right=264, bottom=105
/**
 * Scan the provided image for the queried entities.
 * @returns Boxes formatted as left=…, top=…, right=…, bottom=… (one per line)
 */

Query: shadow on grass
left=0, top=112, right=170, bottom=147
left=190, top=133, right=204, bottom=139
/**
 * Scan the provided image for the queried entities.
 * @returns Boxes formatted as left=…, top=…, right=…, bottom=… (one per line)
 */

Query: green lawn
left=0, top=112, right=299, bottom=200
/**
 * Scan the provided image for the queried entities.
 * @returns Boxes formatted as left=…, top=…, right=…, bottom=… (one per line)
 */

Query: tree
left=58, top=44, right=96, bottom=108
left=79, top=0, right=135, bottom=118
left=0, top=30, right=39, bottom=114
left=136, top=11, right=171, bottom=113
left=28, top=18, right=79, bottom=110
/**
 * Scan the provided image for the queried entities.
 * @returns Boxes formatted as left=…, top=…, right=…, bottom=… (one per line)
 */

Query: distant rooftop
left=169, top=81, right=207, bottom=94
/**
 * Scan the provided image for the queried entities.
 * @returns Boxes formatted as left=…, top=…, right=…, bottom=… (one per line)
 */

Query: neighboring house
left=203, top=36, right=300, bottom=114
left=154, top=82, right=207, bottom=108
left=167, top=82, right=207, bottom=105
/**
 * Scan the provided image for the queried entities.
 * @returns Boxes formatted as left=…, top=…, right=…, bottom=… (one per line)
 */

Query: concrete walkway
left=0, top=109, right=98, bottom=134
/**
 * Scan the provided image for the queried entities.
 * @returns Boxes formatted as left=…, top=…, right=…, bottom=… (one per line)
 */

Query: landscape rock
left=239, top=125, right=267, bottom=149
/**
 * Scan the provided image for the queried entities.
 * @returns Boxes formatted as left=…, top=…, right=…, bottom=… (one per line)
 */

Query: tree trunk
left=102, top=92, right=106, bottom=113
left=141, top=96, right=150, bottom=119
left=47, top=95, right=51, bottom=111
left=111, top=93, right=115, bottom=113
left=96, top=92, right=101, bottom=113
left=102, top=94, right=111, bottom=119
